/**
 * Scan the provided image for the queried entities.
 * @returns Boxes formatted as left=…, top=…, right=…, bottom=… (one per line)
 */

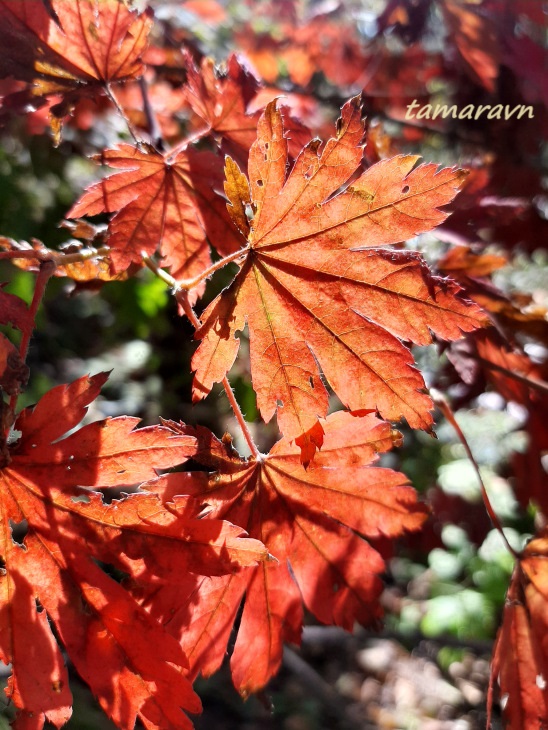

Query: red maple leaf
left=192, top=97, right=488, bottom=455
left=184, top=52, right=311, bottom=164
left=0, top=373, right=267, bottom=729
left=137, top=412, right=428, bottom=695
left=185, top=54, right=261, bottom=155
left=68, top=143, right=241, bottom=298
left=0, top=0, right=152, bottom=138
left=489, top=533, right=548, bottom=729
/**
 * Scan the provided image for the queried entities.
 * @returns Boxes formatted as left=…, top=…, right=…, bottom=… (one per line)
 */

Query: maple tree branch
left=18, top=260, right=56, bottom=364
left=0, top=246, right=110, bottom=266
left=432, top=390, right=520, bottom=561
left=475, top=356, right=548, bottom=397
left=105, top=83, right=142, bottom=146
left=142, top=256, right=260, bottom=458
left=139, top=76, right=165, bottom=152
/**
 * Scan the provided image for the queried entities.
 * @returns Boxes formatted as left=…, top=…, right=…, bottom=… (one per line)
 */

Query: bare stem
left=105, top=83, right=141, bottom=145
left=0, top=246, right=110, bottom=266
left=168, top=127, right=211, bottom=158
left=432, top=389, right=520, bottom=560
left=8, top=260, right=56, bottom=417
left=139, top=76, right=165, bottom=152
left=475, top=355, right=548, bottom=397
left=142, top=248, right=248, bottom=292
left=152, top=278, right=259, bottom=459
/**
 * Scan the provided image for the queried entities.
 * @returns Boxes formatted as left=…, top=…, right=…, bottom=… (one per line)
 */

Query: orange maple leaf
left=0, top=374, right=267, bottom=729
left=68, top=144, right=241, bottom=297
left=192, top=97, right=488, bottom=453
left=138, top=412, right=428, bottom=696
left=0, top=0, right=152, bottom=138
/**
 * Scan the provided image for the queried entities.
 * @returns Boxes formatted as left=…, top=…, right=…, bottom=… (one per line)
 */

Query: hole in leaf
left=71, top=494, right=91, bottom=503
left=35, top=598, right=44, bottom=613
left=276, top=399, right=284, bottom=407
left=256, top=179, right=263, bottom=187
left=265, top=142, right=269, bottom=149
left=309, top=376, right=315, bottom=389
left=402, top=185, right=410, bottom=194
left=10, top=519, right=28, bottom=546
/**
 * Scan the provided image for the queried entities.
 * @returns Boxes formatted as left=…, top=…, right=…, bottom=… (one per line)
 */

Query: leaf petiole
left=142, top=255, right=260, bottom=458
left=431, top=389, right=520, bottom=561
left=142, top=247, right=248, bottom=292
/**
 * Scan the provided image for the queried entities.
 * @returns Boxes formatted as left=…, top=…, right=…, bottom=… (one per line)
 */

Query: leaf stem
left=475, top=355, right=548, bottom=397
left=431, top=389, right=519, bottom=560
left=139, top=76, right=165, bottom=152
left=8, top=260, right=56, bottom=417
left=0, top=246, right=111, bottom=266
left=105, top=83, right=141, bottom=146
left=142, top=248, right=248, bottom=292
left=143, top=254, right=260, bottom=458
left=176, top=289, right=260, bottom=459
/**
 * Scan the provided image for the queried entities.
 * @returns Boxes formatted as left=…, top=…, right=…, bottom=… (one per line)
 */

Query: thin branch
left=142, top=255, right=260, bottom=458
left=105, top=83, right=141, bottom=145
left=475, top=355, right=548, bottom=397
left=167, top=126, right=212, bottom=158
left=301, top=625, right=494, bottom=654
left=283, top=646, right=367, bottom=730
left=0, top=246, right=110, bottom=266
left=431, top=389, right=519, bottom=560
left=139, top=76, right=165, bottom=152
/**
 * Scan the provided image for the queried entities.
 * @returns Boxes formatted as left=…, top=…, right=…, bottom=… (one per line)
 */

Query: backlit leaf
left=140, top=412, right=428, bottom=695
left=68, top=144, right=241, bottom=298
left=0, top=374, right=267, bottom=729
left=192, top=98, right=488, bottom=454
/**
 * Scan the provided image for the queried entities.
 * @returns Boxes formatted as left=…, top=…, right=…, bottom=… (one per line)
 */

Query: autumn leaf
left=185, top=54, right=262, bottom=155
left=489, top=533, right=548, bottom=729
left=0, top=0, right=152, bottom=138
left=0, top=373, right=267, bottom=729
left=192, top=97, right=488, bottom=452
left=68, top=144, right=241, bottom=296
left=138, top=412, right=428, bottom=696
left=184, top=53, right=311, bottom=164
left=437, top=245, right=508, bottom=279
